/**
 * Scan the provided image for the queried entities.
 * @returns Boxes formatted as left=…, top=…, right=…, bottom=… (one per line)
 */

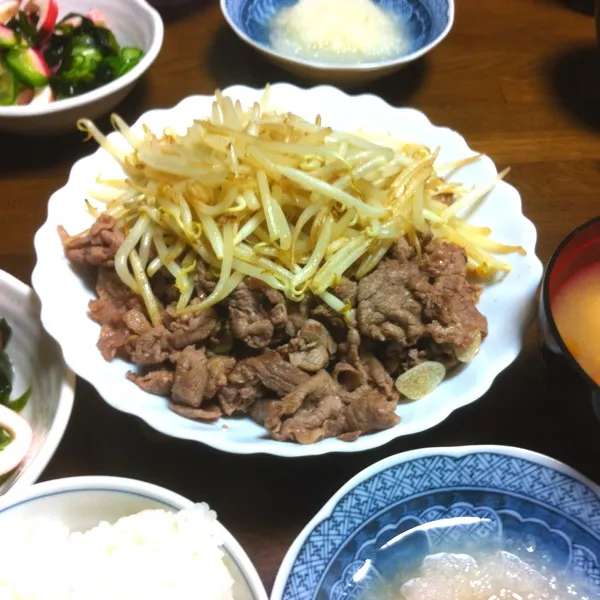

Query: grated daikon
left=269, top=0, right=410, bottom=65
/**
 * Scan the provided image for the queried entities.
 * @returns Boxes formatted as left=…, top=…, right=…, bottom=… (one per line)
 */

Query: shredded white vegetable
left=73, top=88, right=524, bottom=321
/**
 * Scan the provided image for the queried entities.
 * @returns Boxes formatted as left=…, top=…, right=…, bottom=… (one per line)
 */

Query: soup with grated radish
left=551, top=262, right=600, bottom=385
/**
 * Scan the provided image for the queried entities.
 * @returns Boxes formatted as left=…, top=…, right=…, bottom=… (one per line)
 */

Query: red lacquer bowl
left=539, top=217, right=600, bottom=419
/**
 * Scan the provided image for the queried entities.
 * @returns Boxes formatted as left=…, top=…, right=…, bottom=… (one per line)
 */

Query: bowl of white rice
left=0, top=476, right=267, bottom=600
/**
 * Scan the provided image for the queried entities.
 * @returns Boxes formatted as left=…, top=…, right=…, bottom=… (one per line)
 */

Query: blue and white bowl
left=220, top=0, right=454, bottom=85
left=272, top=446, right=600, bottom=600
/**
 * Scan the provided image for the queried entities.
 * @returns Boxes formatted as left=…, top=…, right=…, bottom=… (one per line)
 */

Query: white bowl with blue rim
left=219, top=0, right=454, bottom=85
left=272, top=445, right=600, bottom=600
left=0, top=475, right=268, bottom=600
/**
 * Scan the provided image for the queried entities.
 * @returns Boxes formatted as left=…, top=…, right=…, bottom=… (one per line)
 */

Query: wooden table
left=2, top=0, right=600, bottom=593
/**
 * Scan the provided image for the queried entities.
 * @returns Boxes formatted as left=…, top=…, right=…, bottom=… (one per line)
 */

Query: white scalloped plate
left=31, top=84, right=543, bottom=457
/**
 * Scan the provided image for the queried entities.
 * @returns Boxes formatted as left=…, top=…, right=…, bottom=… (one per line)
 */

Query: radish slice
left=29, top=83, right=53, bottom=104
left=0, top=0, right=18, bottom=24
left=0, top=404, right=32, bottom=476
left=16, top=86, right=34, bottom=105
left=22, top=0, right=58, bottom=42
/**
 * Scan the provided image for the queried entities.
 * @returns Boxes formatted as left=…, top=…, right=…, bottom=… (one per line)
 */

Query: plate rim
left=0, top=269, right=76, bottom=495
left=270, top=444, right=600, bottom=600
left=32, top=83, right=544, bottom=457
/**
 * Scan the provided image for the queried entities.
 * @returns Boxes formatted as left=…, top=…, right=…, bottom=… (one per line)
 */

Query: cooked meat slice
left=169, top=402, right=222, bottom=421
left=310, top=303, right=347, bottom=333
left=171, top=346, right=208, bottom=407
left=97, top=324, right=130, bottom=361
left=258, top=371, right=346, bottom=444
left=167, top=302, right=218, bottom=350
left=388, top=236, right=417, bottom=263
left=228, top=279, right=274, bottom=349
left=256, top=370, right=400, bottom=444
left=285, top=296, right=312, bottom=337
left=357, top=259, right=426, bottom=346
left=385, top=343, right=429, bottom=376
left=204, top=356, right=236, bottom=401
left=344, top=385, right=400, bottom=433
left=417, top=241, right=488, bottom=350
left=331, top=362, right=366, bottom=392
left=338, top=326, right=361, bottom=364
left=126, top=369, right=174, bottom=396
left=421, top=238, right=469, bottom=278
left=123, top=309, right=151, bottom=335
left=263, top=287, right=288, bottom=328
left=283, top=319, right=337, bottom=372
left=59, top=214, right=125, bottom=268
left=356, top=353, right=399, bottom=403
left=125, top=327, right=170, bottom=366
left=91, top=269, right=143, bottom=361
left=89, top=268, right=142, bottom=326
left=217, top=351, right=309, bottom=415
left=333, top=277, right=358, bottom=307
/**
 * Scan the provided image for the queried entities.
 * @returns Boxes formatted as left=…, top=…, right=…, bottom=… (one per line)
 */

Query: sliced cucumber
left=5, top=46, right=49, bottom=87
left=0, top=61, right=17, bottom=106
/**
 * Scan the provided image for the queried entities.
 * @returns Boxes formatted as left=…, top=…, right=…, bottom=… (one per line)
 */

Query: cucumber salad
left=0, top=0, right=145, bottom=106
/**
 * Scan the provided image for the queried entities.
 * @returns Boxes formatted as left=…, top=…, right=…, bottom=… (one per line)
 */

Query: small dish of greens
left=0, top=0, right=145, bottom=106
left=0, top=317, right=32, bottom=478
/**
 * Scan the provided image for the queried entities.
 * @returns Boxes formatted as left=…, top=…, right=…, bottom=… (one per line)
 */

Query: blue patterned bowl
left=272, top=446, right=600, bottom=600
left=220, top=0, right=454, bottom=84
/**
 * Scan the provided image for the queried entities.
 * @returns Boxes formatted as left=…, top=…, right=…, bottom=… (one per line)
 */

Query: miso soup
left=552, top=262, right=600, bottom=385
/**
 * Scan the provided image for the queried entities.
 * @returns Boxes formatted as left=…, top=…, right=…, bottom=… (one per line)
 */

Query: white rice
left=0, top=503, right=235, bottom=600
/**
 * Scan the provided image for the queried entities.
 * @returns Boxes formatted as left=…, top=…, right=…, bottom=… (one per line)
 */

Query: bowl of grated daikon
left=220, top=0, right=454, bottom=85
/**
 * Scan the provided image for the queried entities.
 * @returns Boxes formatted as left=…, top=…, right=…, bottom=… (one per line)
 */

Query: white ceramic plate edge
left=32, top=83, right=543, bottom=457
left=0, top=270, right=75, bottom=493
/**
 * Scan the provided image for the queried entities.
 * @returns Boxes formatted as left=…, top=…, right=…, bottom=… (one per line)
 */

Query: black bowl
left=539, top=217, right=600, bottom=419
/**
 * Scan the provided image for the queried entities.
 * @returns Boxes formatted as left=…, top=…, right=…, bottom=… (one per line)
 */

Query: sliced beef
left=123, top=309, right=151, bottom=335
left=125, top=327, right=170, bottom=366
left=90, top=268, right=142, bottom=326
left=389, top=236, right=417, bottom=263
left=91, top=269, right=143, bottom=361
left=228, top=279, right=274, bottom=349
left=126, top=369, right=174, bottom=396
left=59, top=214, right=124, bottom=268
left=217, top=351, right=308, bottom=415
left=356, top=353, right=399, bottom=403
left=285, top=296, right=312, bottom=337
left=343, top=385, right=400, bottom=435
left=282, top=319, right=337, bottom=372
left=97, top=326, right=131, bottom=362
left=421, top=238, right=469, bottom=279
left=417, top=239, right=487, bottom=350
left=169, top=402, right=222, bottom=421
left=204, top=356, right=236, bottom=401
left=357, top=259, right=427, bottom=346
left=252, top=371, right=345, bottom=444
left=252, top=370, right=399, bottom=444
left=171, top=346, right=208, bottom=407
left=331, top=362, right=366, bottom=392
left=310, top=303, right=347, bottom=334
left=167, top=302, right=218, bottom=350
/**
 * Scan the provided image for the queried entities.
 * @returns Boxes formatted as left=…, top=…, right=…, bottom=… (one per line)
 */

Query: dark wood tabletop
left=2, top=0, right=600, bottom=593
